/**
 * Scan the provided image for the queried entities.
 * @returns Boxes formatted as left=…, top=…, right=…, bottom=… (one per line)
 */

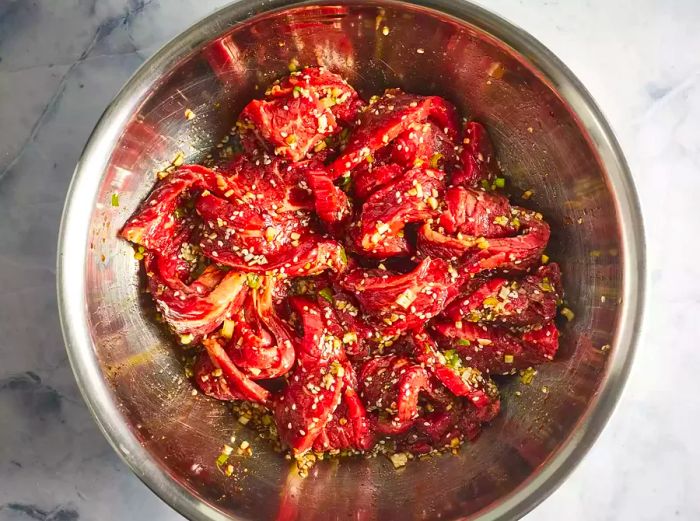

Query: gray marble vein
left=0, top=1, right=698, bottom=520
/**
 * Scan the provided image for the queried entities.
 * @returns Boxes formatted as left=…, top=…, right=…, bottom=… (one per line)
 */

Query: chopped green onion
left=443, top=349, right=462, bottom=369
left=494, top=177, right=506, bottom=188
left=318, top=287, right=334, bottom=303
left=246, top=273, right=261, bottom=289
left=216, top=453, right=229, bottom=467
left=456, top=338, right=471, bottom=347
left=172, top=151, right=185, bottom=167
left=338, top=175, right=352, bottom=192
left=429, top=153, right=443, bottom=168
left=482, top=297, right=499, bottom=307
left=221, top=319, right=235, bottom=339
left=389, top=452, right=408, bottom=468
left=476, top=237, right=490, bottom=249
left=466, top=311, right=481, bottom=323
left=560, top=307, right=575, bottom=321
left=111, top=193, right=120, bottom=207
left=538, top=278, right=554, bottom=292
left=520, top=366, right=537, bottom=385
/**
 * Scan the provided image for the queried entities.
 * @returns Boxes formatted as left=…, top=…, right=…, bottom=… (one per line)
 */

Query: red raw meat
left=352, top=166, right=445, bottom=257
left=452, top=121, right=500, bottom=188
left=219, top=155, right=317, bottom=211
left=226, top=277, right=296, bottom=380
left=273, top=363, right=345, bottom=453
left=145, top=255, right=248, bottom=337
left=400, top=397, right=501, bottom=454
left=280, top=296, right=372, bottom=452
left=412, top=330, right=498, bottom=409
left=193, top=352, right=246, bottom=401
left=240, top=67, right=361, bottom=161
left=417, top=187, right=524, bottom=262
left=386, top=121, right=458, bottom=170
left=350, top=122, right=457, bottom=200
left=131, top=208, right=251, bottom=338
left=445, top=263, right=562, bottom=327
left=287, top=295, right=347, bottom=366
left=185, top=157, right=348, bottom=276
left=432, top=320, right=559, bottom=374
left=353, top=163, right=404, bottom=200
left=286, top=274, right=372, bottom=357
left=416, top=222, right=480, bottom=261
left=359, top=355, right=432, bottom=434
left=428, top=96, right=461, bottom=141
left=304, top=168, right=351, bottom=226
left=313, top=386, right=374, bottom=452
left=467, top=210, right=551, bottom=273
left=144, top=214, right=203, bottom=288
left=328, top=91, right=459, bottom=178
left=439, top=186, right=517, bottom=237
left=241, top=95, right=335, bottom=161
left=418, top=207, right=550, bottom=272
left=339, top=258, right=457, bottom=335
left=316, top=289, right=374, bottom=358
left=267, top=66, right=364, bottom=125
left=195, top=193, right=347, bottom=276
left=196, top=192, right=304, bottom=261
left=202, top=337, right=271, bottom=404
left=120, top=165, right=236, bottom=253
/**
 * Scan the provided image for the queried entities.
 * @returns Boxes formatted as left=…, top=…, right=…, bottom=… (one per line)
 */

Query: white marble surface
left=0, top=0, right=698, bottom=519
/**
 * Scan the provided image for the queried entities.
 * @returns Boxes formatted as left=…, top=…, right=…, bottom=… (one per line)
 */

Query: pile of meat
left=121, top=67, right=563, bottom=459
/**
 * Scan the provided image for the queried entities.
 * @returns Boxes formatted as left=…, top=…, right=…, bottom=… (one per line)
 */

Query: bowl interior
left=71, top=2, right=630, bottom=520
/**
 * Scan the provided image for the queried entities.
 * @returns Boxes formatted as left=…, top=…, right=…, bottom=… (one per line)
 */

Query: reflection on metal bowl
left=58, top=1, right=644, bottom=520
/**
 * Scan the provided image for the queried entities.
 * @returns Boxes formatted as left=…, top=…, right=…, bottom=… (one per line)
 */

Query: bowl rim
left=57, top=1, right=646, bottom=520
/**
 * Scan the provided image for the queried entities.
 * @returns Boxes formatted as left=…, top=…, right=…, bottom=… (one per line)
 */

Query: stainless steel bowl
left=57, top=1, right=645, bottom=520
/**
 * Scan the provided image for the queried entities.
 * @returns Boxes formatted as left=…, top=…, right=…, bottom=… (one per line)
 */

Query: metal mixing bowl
left=57, top=1, right=645, bottom=520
